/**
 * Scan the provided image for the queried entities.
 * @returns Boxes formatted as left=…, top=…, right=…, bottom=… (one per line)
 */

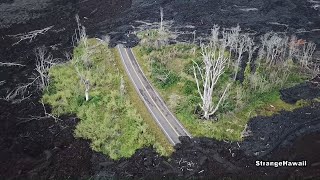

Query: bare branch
left=2, top=46, right=58, bottom=103
left=260, top=32, right=288, bottom=67
left=8, top=26, right=54, bottom=46
left=16, top=100, right=62, bottom=125
left=301, top=42, right=316, bottom=68
left=4, top=76, right=39, bottom=101
left=234, top=33, right=248, bottom=80
left=159, top=7, right=164, bottom=33
left=34, top=46, right=58, bottom=91
left=0, top=62, right=25, bottom=67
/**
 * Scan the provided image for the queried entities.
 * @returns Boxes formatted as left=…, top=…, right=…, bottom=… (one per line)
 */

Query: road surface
left=117, top=44, right=191, bottom=145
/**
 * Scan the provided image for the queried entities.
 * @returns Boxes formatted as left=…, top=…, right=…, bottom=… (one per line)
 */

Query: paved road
left=117, top=44, right=191, bottom=145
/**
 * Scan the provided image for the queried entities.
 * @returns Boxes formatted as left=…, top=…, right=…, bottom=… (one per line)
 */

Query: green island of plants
left=42, top=38, right=172, bottom=159
left=133, top=26, right=317, bottom=141
left=40, top=19, right=318, bottom=159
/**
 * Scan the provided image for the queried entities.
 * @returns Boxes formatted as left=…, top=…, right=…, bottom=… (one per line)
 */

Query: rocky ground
left=0, top=0, right=320, bottom=179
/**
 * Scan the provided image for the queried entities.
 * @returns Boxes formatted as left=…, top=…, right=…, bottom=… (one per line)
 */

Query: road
left=117, top=44, right=191, bottom=145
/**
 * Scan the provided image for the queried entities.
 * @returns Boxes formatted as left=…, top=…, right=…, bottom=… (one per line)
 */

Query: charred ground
left=0, top=0, right=320, bottom=179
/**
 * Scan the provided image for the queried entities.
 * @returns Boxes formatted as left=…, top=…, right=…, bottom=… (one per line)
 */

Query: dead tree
left=246, top=35, right=258, bottom=63
left=227, top=25, right=241, bottom=61
left=75, top=67, right=90, bottom=101
left=3, top=46, right=57, bottom=102
left=73, top=15, right=91, bottom=102
left=34, top=47, right=57, bottom=91
left=288, top=35, right=299, bottom=60
left=260, top=32, right=288, bottom=67
left=301, top=42, right=316, bottom=68
left=234, top=34, right=248, bottom=80
left=193, top=39, right=230, bottom=120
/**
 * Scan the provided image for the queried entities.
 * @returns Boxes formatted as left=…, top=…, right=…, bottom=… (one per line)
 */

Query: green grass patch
left=133, top=37, right=312, bottom=141
left=43, top=39, right=170, bottom=159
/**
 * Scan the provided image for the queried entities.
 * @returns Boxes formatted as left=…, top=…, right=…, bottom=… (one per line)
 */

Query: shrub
left=183, top=80, right=197, bottom=95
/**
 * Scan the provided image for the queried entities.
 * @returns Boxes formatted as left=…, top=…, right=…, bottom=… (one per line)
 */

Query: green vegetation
left=133, top=29, right=312, bottom=141
left=42, top=39, right=171, bottom=159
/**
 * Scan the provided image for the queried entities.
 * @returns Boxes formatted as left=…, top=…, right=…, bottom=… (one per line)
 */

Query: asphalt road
left=117, top=44, right=191, bottom=145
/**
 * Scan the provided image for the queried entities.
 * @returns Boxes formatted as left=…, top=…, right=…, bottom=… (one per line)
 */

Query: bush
left=151, top=60, right=180, bottom=89
left=183, top=80, right=197, bottom=95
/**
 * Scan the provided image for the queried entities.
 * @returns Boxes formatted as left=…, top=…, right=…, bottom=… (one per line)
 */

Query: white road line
left=129, top=48, right=192, bottom=137
left=117, top=45, right=176, bottom=145
left=123, top=47, right=181, bottom=137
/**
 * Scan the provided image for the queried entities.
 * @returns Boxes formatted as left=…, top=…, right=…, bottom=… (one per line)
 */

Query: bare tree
left=75, top=67, right=90, bottom=101
left=227, top=25, right=241, bottom=60
left=73, top=15, right=91, bottom=102
left=3, top=46, right=58, bottom=102
left=260, top=32, right=288, bottom=67
left=288, top=35, right=299, bottom=60
left=193, top=40, right=230, bottom=120
left=34, top=47, right=58, bottom=91
left=246, top=35, right=258, bottom=63
left=301, top=42, right=316, bottom=68
left=234, top=34, right=248, bottom=80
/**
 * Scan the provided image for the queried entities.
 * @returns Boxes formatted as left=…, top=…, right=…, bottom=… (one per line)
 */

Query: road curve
left=117, top=44, right=191, bottom=145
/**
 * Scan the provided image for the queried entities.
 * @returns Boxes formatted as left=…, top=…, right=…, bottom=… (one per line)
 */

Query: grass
left=133, top=35, right=312, bottom=141
left=42, top=38, right=171, bottom=159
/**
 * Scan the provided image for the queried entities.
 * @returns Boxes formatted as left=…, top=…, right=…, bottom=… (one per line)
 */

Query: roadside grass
left=133, top=38, right=311, bottom=141
left=42, top=38, right=171, bottom=159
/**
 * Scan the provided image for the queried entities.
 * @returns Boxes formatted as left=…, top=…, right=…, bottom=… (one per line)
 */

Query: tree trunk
left=85, top=90, right=89, bottom=101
